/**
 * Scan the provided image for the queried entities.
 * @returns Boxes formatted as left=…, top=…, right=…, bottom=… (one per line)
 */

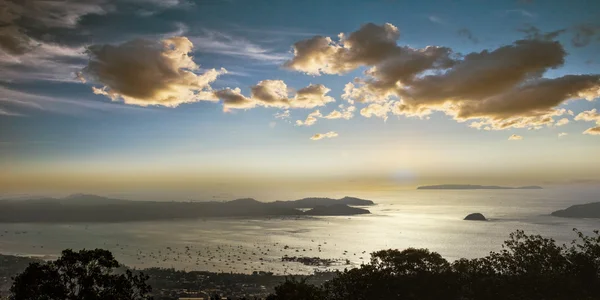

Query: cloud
left=555, top=118, right=569, bottom=126
left=80, top=36, right=227, bottom=107
left=274, top=110, right=290, bottom=119
left=508, top=134, right=523, bottom=140
left=284, top=23, right=453, bottom=77
left=286, top=23, right=600, bottom=131
left=310, top=131, right=338, bottom=140
left=505, top=9, right=535, bottom=18
left=0, top=107, right=22, bottom=116
left=558, top=132, right=568, bottom=137
left=188, top=29, right=289, bottom=62
left=457, top=28, right=479, bottom=44
left=575, top=109, right=600, bottom=135
left=428, top=15, right=445, bottom=24
left=322, top=105, right=355, bottom=120
left=360, top=102, right=392, bottom=121
left=296, top=105, right=355, bottom=126
left=0, top=0, right=108, bottom=56
left=0, top=85, right=143, bottom=115
left=216, top=80, right=335, bottom=110
left=268, top=121, right=276, bottom=128
left=518, top=24, right=599, bottom=48
left=571, top=24, right=600, bottom=48
left=584, top=127, right=600, bottom=135
left=296, top=110, right=322, bottom=126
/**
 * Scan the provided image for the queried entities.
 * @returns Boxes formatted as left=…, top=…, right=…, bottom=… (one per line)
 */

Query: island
left=0, top=194, right=374, bottom=223
left=464, top=213, right=487, bottom=221
left=417, top=184, right=543, bottom=190
left=551, top=202, right=600, bottom=218
left=304, top=204, right=371, bottom=216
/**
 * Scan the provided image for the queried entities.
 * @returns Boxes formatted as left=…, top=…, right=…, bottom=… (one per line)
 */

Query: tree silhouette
left=268, top=229, right=600, bottom=300
left=10, top=249, right=152, bottom=300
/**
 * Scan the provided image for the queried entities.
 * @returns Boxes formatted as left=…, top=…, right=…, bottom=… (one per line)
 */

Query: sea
left=1, top=187, right=599, bottom=275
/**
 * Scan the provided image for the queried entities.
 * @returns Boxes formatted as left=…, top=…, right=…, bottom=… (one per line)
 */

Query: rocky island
left=551, top=202, right=600, bottom=218
left=417, top=184, right=543, bottom=190
left=0, top=194, right=374, bottom=223
left=464, top=213, right=487, bottom=221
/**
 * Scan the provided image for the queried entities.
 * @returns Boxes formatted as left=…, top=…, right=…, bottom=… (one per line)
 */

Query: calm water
left=1, top=188, right=599, bottom=274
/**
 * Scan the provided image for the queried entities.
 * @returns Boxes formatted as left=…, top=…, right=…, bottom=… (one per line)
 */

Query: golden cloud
left=287, top=23, right=600, bottom=131
left=310, top=131, right=338, bottom=140
left=82, top=37, right=227, bottom=107
left=508, top=134, right=524, bottom=140
left=575, top=109, right=600, bottom=135
left=216, top=80, right=335, bottom=110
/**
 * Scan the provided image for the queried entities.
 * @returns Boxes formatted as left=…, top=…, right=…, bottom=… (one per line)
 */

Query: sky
left=0, top=0, right=599, bottom=199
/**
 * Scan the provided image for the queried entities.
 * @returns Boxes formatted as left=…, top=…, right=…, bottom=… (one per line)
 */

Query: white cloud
left=558, top=132, right=568, bottom=137
left=216, top=80, right=335, bottom=110
left=360, top=102, right=392, bottom=121
left=575, top=109, right=600, bottom=135
left=310, top=131, right=338, bottom=140
left=189, top=29, right=289, bottom=62
left=508, top=134, right=524, bottom=140
left=296, top=110, right=322, bottom=126
left=274, top=110, right=290, bottom=119
left=555, top=118, right=570, bottom=126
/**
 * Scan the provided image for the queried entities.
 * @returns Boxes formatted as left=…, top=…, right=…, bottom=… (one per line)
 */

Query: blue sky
left=1, top=0, right=599, bottom=197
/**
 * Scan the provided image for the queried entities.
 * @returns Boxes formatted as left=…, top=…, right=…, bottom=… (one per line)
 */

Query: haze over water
left=1, top=187, right=598, bottom=274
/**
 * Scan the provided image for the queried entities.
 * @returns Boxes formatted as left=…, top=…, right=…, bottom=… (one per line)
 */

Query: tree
left=267, top=229, right=600, bottom=300
left=10, top=249, right=152, bottom=300
left=265, top=277, right=324, bottom=300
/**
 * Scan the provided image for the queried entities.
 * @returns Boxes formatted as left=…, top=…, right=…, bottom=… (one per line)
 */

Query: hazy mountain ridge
left=0, top=195, right=374, bottom=223
left=551, top=202, right=600, bottom=218
left=417, top=184, right=543, bottom=190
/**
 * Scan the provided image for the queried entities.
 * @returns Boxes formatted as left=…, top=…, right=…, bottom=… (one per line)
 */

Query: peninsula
left=551, top=202, right=600, bottom=218
left=0, top=195, right=374, bottom=223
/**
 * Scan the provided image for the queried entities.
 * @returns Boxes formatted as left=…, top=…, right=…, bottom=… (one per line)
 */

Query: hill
left=0, top=195, right=373, bottom=223
left=551, top=202, right=600, bottom=218
left=273, top=196, right=374, bottom=208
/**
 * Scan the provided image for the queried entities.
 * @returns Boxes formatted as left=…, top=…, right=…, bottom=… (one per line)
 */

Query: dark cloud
left=457, top=28, right=478, bottom=44
left=571, top=24, right=600, bottom=48
left=517, top=24, right=566, bottom=41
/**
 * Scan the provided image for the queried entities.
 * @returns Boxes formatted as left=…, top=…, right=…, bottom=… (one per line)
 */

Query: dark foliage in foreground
left=10, top=249, right=152, bottom=300
left=267, top=229, right=600, bottom=300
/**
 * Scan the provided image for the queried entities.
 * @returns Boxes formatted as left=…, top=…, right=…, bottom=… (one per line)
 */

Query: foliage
left=10, top=249, right=152, bottom=300
left=269, top=229, right=600, bottom=300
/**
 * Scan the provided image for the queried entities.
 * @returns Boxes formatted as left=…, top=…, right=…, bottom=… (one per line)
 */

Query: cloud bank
left=285, top=23, right=600, bottom=133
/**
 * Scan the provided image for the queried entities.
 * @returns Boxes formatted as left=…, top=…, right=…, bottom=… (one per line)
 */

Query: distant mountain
left=551, top=202, right=600, bottom=218
left=0, top=195, right=373, bottom=223
left=305, top=204, right=371, bottom=216
left=417, top=184, right=543, bottom=190
left=273, top=196, right=374, bottom=208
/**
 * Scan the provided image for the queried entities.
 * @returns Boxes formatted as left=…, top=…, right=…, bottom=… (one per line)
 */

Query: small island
left=417, top=184, right=543, bottom=190
left=464, top=213, right=487, bottom=221
left=551, top=202, right=600, bottom=218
